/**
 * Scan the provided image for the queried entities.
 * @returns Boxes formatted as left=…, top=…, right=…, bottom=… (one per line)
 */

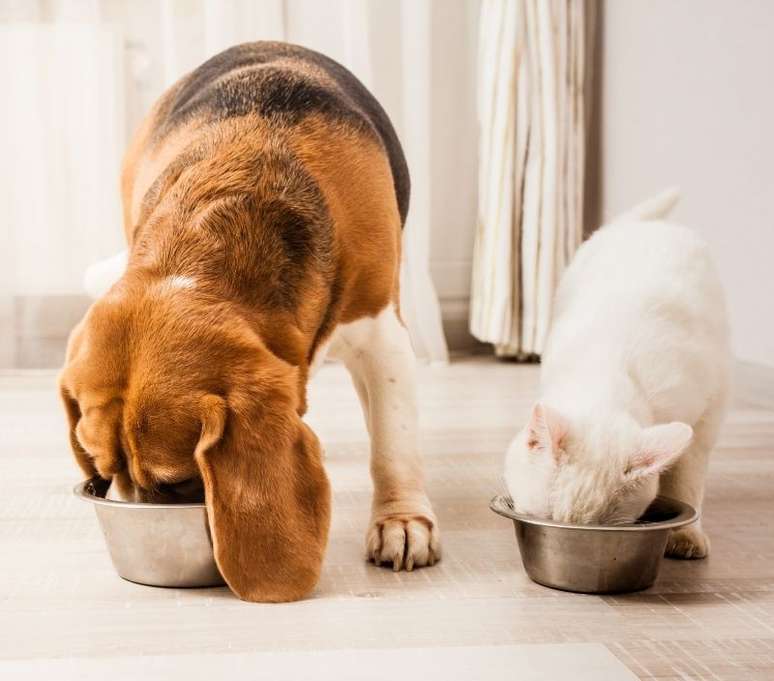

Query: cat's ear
left=626, top=422, right=693, bottom=480
left=526, top=403, right=568, bottom=463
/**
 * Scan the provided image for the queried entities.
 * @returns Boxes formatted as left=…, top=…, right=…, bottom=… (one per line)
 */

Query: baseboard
left=431, top=258, right=482, bottom=352
left=2, top=295, right=91, bottom=369
left=734, top=360, right=774, bottom=410
left=431, top=259, right=472, bottom=301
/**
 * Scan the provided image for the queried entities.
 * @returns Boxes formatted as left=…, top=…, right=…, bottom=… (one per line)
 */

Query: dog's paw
left=665, top=525, right=710, bottom=559
left=366, top=504, right=441, bottom=571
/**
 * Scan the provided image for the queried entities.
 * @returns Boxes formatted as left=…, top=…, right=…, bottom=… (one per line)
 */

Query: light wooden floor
left=1, top=359, right=773, bottom=680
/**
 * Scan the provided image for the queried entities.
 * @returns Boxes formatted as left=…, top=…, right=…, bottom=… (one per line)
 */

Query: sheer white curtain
left=0, top=0, right=448, bottom=367
left=470, top=0, right=595, bottom=358
left=0, top=0, right=125, bottom=368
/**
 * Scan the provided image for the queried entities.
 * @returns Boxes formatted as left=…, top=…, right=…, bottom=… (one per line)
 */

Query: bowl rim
left=490, top=494, right=697, bottom=531
left=73, top=477, right=207, bottom=510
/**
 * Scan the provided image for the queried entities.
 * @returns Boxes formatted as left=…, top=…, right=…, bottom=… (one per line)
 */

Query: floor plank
left=0, top=644, right=638, bottom=681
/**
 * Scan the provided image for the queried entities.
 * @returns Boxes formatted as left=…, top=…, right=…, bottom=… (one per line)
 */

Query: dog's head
left=59, top=282, right=330, bottom=602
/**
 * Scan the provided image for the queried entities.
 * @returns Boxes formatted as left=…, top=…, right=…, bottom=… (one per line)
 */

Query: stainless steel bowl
left=74, top=477, right=225, bottom=588
left=490, top=495, right=697, bottom=594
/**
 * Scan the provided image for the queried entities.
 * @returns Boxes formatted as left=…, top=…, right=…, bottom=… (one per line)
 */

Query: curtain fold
left=0, top=0, right=448, bottom=367
left=471, top=0, right=593, bottom=358
left=398, top=0, right=448, bottom=364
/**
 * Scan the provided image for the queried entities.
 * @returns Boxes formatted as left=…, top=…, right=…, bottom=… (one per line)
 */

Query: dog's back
left=119, top=41, right=409, bottom=380
left=149, top=42, right=409, bottom=225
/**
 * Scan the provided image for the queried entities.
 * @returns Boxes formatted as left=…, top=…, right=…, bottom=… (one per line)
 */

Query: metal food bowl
left=74, top=477, right=225, bottom=588
left=490, top=494, right=697, bottom=594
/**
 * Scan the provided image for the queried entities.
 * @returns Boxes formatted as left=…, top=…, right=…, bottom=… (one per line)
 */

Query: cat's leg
left=330, top=305, right=440, bottom=571
left=660, top=401, right=725, bottom=559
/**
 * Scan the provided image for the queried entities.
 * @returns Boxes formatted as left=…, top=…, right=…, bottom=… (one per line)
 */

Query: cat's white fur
left=505, top=189, right=730, bottom=558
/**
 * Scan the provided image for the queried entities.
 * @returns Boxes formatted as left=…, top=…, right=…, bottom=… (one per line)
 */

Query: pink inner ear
left=527, top=403, right=568, bottom=460
left=628, top=422, right=693, bottom=479
left=627, top=451, right=661, bottom=476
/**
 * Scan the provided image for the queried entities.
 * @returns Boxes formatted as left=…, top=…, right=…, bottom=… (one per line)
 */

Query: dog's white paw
left=366, top=504, right=441, bottom=571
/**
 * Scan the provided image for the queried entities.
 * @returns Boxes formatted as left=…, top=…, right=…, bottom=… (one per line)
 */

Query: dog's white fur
left=329, top=307, right=440, bottom=570
left=505, top=190, right=730, bottom=558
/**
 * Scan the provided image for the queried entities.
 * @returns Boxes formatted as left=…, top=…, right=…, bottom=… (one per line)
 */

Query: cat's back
left=568, top=220, right=712, bottom=283
left=554, top=219, right=725, bottom=327
left=544, top=219, right=730, bottom=420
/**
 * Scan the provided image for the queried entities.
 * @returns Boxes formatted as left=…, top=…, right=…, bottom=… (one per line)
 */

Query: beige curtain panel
left=471, top=0, right=595, bottom=358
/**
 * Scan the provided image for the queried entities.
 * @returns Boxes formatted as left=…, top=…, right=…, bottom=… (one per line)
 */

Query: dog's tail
left=83, top=250, right=128, bottom=299
left=612, top=187, right=681, bottom=223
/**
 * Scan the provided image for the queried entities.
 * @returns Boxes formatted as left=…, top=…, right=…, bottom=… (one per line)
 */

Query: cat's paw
left=665, top=526, right=710, bottom=559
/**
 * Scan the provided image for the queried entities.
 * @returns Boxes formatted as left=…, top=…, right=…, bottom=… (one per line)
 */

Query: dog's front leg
left=331, top=305, right=440, bottom=571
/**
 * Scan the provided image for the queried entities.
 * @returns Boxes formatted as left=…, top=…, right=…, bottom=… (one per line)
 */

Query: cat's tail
left=612, top=187, right=681, bottom=223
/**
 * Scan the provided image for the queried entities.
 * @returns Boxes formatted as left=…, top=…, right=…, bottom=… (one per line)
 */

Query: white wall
left=601, top=0, right=774, bottom=366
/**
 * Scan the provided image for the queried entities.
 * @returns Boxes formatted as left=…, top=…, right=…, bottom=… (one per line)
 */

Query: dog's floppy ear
left=60, top=323, right=99, bottom=478
left=194, top=369, right=331, bottom=603
left=59, top=383, right=98, bottom=478
left=60, top=375, right=124, bottom=480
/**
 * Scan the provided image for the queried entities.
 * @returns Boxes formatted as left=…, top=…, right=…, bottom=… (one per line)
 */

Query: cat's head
left=504, top=404, right=693, bottom=525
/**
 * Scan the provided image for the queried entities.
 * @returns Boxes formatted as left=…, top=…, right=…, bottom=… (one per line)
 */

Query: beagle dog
left=59, top=42, right=440, bottom=602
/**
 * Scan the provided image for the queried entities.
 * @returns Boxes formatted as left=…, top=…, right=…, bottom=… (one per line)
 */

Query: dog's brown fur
left=60, top=42, right=408, bottom=602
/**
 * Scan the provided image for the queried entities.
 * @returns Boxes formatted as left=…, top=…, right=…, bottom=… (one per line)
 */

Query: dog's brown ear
left=59, top=383, right=98, bottom=478
left=195, top=378, right=331, bottom=603
left=59, top=382, right=124, bottom=480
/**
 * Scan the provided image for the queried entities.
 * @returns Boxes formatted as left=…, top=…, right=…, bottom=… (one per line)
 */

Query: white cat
left=504, top=189, right=730, bottom=558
